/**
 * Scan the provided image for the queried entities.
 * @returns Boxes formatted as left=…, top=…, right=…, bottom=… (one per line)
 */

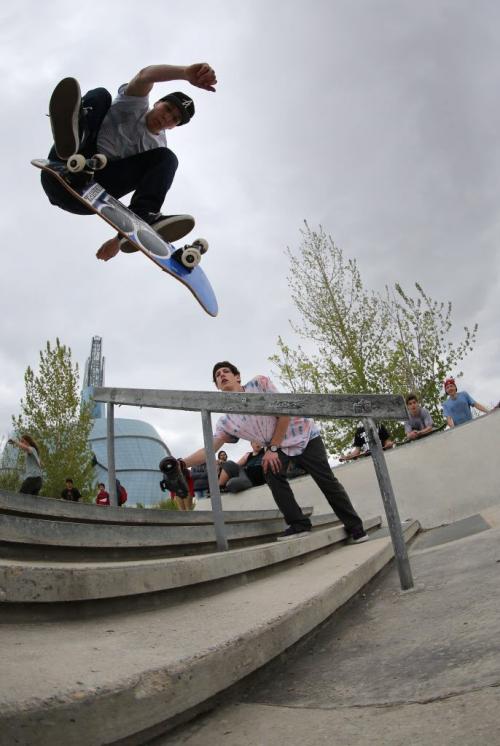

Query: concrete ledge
left=0, top=516, right=382, bottom=603
left=0, top=520, right=419, bottom=746
left=0, top=490, right=308, bottom=525
left=215, top=411, right=500, bottom=529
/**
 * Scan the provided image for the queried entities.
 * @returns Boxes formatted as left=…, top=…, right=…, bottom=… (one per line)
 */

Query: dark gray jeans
left=220, top=461, right=253, bottom=493
left=265, top=436, right=364, bottom=534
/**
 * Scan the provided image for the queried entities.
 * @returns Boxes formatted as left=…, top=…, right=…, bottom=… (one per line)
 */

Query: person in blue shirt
left=442, top=377, right=489, bottom=427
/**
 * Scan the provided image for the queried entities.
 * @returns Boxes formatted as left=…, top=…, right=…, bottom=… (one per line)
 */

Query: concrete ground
left=157, top=514, right=500, bottom=745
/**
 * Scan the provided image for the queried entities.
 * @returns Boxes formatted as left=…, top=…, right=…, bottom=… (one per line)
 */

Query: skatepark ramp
left=218, top=408, right=500, bottom=529
left=0, top=485, right=418, bottom=744
left=0, top=386, right=422, bottom=744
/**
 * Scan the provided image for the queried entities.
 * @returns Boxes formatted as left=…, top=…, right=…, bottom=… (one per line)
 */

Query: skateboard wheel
left=192, top=238, right=208, bottom=254
left=181, top=246, right=201, bottom=268
left=91, top=153, right=107, bottom=170
left=67, top=153, right=86, bottom=173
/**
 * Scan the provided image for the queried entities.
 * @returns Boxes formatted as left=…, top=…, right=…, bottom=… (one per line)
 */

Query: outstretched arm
left=8, top=438, right=29, bottom=453
left=183, top=435, right=227, bottom=468
left=473, top=401, right=489, bottom=414
left=126, top=63, right=217, bottom=97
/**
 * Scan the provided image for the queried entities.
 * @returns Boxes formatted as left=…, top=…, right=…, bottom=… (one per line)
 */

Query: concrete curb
left=0, top=520, right=419, bottom=745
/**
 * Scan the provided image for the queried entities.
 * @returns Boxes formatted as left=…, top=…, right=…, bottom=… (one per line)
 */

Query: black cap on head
left=212, top=361, right=240, bottom=383
left=158, top=91, right=195, bottom=125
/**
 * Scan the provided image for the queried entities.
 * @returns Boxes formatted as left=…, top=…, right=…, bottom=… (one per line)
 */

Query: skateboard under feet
left=64, top=154, right=209, bottom=269
left=32, top=158, right=218, bottom=315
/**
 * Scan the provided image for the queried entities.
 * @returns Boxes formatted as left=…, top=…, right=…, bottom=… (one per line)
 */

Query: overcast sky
left=1, top=0, right=499, bottom=460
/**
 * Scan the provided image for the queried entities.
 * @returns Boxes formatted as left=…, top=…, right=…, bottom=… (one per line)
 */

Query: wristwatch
left=268, top=445, right=279, bottom=453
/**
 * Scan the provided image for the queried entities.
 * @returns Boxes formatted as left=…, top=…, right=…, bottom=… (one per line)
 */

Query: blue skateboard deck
left=32, top=158, right=218, bottom=317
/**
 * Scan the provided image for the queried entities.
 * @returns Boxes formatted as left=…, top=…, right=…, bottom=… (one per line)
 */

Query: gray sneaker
left=119, top=214, right=195, bottom=253
left=49, top=77, right=81, bottom=160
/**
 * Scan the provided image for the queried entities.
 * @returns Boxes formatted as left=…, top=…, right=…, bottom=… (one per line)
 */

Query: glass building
left=84, top=336, right=170, bottom=507
left=89, top=417, right=170, bottom=507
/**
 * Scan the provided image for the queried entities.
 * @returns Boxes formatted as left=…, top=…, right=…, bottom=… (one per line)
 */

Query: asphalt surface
left=156, top=515, right=500, bottom=745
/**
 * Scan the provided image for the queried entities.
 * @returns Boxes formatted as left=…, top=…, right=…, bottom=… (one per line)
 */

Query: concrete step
left=0, top=489, right=307, bottom=525
left=0, top=508, right=330, bottom=564
left=0, top=519, right=419, bottom=746
left=0, top=516, right=382, bottom=605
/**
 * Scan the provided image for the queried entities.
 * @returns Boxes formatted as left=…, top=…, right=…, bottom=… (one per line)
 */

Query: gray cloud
left=1, top=0, right=499, bottom=456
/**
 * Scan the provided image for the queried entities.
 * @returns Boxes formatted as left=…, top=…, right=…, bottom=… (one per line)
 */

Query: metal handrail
left=92, top=387, right=413, bottom=589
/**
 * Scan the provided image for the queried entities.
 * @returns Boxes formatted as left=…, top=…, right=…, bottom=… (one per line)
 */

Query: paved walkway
left=157, top=515, right=500, bottom=745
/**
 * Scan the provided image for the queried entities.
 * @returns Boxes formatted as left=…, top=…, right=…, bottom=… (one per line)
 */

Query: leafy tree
left=270, top=224, right=478, bottom=454
left=11, top=339, right=96, bottom=498
left=388, top=283, right=477, bottom=429
left=0, top=436, right=22, bottom=490
left=0, top=462, right=22, bottom=491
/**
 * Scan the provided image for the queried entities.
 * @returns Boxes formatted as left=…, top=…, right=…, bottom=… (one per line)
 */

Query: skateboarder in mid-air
left=40, top=62, right=217, bottom=261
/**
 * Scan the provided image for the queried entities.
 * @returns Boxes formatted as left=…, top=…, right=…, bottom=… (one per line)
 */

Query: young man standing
left=442, top=378, right=489, bottom=428
left=181, top=362, right=368, bottom=543
left=404, top=393, right=434, bottom=440
left=40, top=62, right=217, bottom=260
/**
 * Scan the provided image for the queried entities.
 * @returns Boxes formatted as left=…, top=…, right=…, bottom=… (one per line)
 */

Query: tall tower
left=83, top=336, right=170, bottom=505
left=81, top=336, right=105, bottom=419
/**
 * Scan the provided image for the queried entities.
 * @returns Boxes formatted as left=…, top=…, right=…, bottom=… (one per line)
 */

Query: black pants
left=19, top=477, right=42, bottom=495
left=265, top=436, right=364, bottom=533
left=40, top=87, right=179, bottom=220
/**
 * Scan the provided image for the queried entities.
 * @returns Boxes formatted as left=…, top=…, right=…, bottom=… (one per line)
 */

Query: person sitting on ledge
left=339, top=423, right=393, bottom=461
left=218, top=441, right=266, bottom=493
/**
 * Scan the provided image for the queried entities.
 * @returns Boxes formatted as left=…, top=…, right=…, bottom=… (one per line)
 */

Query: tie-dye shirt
left=214, top=375, right=321, bottom=456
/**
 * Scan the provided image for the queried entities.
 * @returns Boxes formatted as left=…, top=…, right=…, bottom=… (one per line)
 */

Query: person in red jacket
left=95, top=483, right=110, bottom=506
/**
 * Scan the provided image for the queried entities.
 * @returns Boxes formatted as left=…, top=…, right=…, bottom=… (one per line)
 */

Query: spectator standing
left=181, top=361, right=368, bottom=543
left=169, top=471, right=195, bottom=511
left=61, top=478, right=81, bottom=501
left=8, top=434, right=43, bottom=495
left=404, top=394, right=434, bottom=440
left=115, top=479, right=128, bottom=507
left=95, top=483, right=110, bottom=506
left=442, top=378, right=489, bottom=428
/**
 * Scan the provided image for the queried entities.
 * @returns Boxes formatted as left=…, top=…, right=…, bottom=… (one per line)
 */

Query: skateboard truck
left=172, top=238, right=208, bottom=269
left=66, top=152, right=108, bottom=174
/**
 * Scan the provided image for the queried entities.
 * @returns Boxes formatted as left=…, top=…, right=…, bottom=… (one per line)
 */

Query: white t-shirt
left=214, top=375, right=321, bottom=457
left=96, top=84, right=167, bottom=160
